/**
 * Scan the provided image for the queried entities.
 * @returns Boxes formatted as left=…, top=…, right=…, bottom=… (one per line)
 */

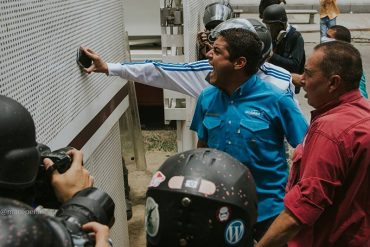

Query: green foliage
left=142, top=130, right=177, bottom=152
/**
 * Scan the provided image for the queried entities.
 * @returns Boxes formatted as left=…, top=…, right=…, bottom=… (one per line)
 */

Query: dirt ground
left=123, top=128, right=176, bottom=247
left=127, top=150, right=175, bottom=247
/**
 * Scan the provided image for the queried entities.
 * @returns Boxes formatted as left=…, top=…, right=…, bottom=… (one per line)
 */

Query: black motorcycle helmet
left=145, top=148, right=257, bottom=247
left=259, top=0, right=284, bottom=19
left=0, top=95, right=40, bottom=189
left=203, top=1, right=233, bottom=30
left=0, top=197, right=72, bottom=247
left=262, top=4, right=288, bottom=24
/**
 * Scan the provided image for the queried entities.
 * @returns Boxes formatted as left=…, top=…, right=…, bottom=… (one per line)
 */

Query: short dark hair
left=329, top=25, right=351, bottom=43
left=259, top=0, right=282, bottom=19
left=219, top=28, right=262, bottom=75
left=315, top=41, right=362, bottom=91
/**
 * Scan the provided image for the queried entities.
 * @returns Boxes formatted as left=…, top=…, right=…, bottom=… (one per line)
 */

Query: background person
left=293, top=24, right=368, bottom=99
left=320, top=0, right=340, bottom=43
left=262, top=4, right=305, bottom=94
left=259, top=0, right=286, bottom=19
left=197, top=1, right=233, bottom=59
left=256, top=41, right=370, bottom=247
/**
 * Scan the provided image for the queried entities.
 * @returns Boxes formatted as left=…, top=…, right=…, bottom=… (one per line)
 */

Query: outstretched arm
left=81, top=47, right=212, bottom=98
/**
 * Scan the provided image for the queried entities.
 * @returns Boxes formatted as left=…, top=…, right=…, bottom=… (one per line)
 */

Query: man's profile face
left=302, top=49, right=331, bottom=109
left=326, top=29, right=336, bottom=39
left=266, top=22, right=284, bottom=41
left=206, top=36, right=235, bottom=90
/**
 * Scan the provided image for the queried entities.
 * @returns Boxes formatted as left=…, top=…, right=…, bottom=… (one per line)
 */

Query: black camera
left=35, top=143, right=73, bottom=208
left=54, top=187, right=115, bottom=246
left=0, top=187, right=115, bottom=247
left=207, top=30, right=217, bottom=43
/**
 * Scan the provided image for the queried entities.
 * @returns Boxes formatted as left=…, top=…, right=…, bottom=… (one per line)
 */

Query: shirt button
left=230, top=100, right=234, bottom=104
left=227, top=141, right=232, bottom=145
left=228, top=120, right=232, bottom=124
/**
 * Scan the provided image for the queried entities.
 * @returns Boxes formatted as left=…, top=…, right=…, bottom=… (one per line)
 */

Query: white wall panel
left=0, top=1, right=130, bottom=246
left=85, top=123, right=130, bottom=247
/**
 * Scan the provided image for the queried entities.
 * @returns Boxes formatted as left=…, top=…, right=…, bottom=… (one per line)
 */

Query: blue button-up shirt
left=190, top=74, right=308, bottom=222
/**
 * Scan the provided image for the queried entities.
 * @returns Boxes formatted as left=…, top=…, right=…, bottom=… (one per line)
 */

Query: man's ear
left=328, top=75, right=342, bottom=93
left=234, top=57, right=247, bottom=71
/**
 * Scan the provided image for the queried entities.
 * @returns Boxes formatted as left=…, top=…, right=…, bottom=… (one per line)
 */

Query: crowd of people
left=1, top=0, right=369, bottom=246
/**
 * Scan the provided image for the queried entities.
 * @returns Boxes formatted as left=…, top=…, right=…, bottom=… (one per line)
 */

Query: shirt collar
left=229, top=74, right=258, bottom=99
left=284, top=23, right=291, bottom=37
left=310, top=90, right=363, bottom=122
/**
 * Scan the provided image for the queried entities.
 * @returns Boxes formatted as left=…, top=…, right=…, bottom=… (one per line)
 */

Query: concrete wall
left=124, top=0, right=161, bottom=36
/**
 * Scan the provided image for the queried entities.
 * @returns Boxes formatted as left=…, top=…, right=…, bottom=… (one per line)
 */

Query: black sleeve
left=269, top=35, right=305, bottom=73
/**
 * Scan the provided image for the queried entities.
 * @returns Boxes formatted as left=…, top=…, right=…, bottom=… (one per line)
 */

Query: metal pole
left=119, top=31, right=147, bottom=171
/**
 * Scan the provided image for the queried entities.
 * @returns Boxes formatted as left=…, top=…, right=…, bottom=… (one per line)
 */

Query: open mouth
left=205, top=71, right=212, bottom=84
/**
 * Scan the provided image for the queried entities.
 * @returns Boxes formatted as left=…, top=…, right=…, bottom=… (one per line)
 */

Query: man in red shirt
left=256, top=41, right=370, bottom=246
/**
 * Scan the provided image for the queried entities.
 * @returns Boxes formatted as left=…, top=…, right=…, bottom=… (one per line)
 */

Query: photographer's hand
left=83, top=222, right=112, bottom=247
left=197, top=30, right=213, bottom=58
left=43, top=149, right=94, bottom=203
left=81, top=47, right=109, bottom=75
left=291, top=73, right=304, bottom=87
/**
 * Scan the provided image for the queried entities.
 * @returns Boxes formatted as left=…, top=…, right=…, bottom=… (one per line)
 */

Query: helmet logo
left=168, top=176, right=217, bottom=195
left=225, top=219, right=245, bottom=245
left=148, top=171, right=166, bottom=188
left=217, top=206, right=231, bottom=222
left=145, top=197, right=160, bottom=237
left=184, top=179, right=199, bottom=189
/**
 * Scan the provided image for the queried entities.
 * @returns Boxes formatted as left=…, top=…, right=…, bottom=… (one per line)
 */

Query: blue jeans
left=320, top=16, right=336, bottom=43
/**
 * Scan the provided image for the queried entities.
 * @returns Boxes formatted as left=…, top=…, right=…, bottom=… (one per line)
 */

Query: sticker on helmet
left=198, top=179, right=216, bottom=195
left=145, top=197, right=160, bottom=237
left=225, top=219, right=245, bottom=245
left=148, top=171, right=166, bottom=188
left=168, top=176, right=184, bottom=189
left=216, top=206, right=231, bottom=222
left=184, top=179, right=199, bottom=189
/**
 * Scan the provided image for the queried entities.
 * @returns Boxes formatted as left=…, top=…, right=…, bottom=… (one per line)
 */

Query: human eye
left=304, top=68, right=311, bottom=77
left=213, top=48, right=221, bottom=55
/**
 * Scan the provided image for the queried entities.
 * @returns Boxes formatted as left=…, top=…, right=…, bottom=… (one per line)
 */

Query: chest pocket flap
left=240, top=118, right=269, bottom=133
left=203, top=116, right=222, bottom=130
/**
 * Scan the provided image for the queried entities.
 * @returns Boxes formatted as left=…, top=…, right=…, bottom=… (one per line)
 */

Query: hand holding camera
left=43, top=148, right=94, bottom=203
left=1, top=187, right=115, bottom=247
left=35, top=144, right=94, bottom=208
left=83, top=222, right=112, bottom=247
left=197, top=30, right=213, bottom=49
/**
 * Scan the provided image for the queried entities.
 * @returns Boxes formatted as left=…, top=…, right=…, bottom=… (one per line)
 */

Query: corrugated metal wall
left=0, top=0, right=130, bottom=246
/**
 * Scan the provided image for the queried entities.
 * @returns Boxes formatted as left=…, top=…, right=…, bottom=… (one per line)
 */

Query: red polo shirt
left=284, top=90, right=370, bottom=247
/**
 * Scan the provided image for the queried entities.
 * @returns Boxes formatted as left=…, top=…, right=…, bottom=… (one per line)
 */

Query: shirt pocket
left=239, top=118, right=271, bottom=144
left=286, top=144, right=303, bottom=192
left=203, top=116, right=222, bottom=148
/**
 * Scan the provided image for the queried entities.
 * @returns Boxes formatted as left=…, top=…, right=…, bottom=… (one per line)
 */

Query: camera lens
left=56, top=187, right=115, bottom=227
left=207, top=32, right=217, bottom=43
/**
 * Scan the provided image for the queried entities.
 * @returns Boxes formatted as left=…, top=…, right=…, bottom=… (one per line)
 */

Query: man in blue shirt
left=190, top=27, right=308, bottom=241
